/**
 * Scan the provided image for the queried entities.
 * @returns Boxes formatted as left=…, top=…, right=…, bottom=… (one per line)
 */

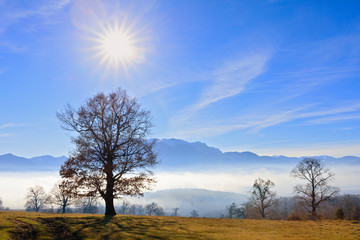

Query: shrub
left=334, top=208, right=344, bottom=220
left=287, top=211, right=301, bottom=221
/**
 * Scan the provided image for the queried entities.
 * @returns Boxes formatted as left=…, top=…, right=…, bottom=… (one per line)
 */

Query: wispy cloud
left=167, top=34, right=360, bottom=140
left=0, top=0, right=71, bottom=32
left=267, top=34, right=360, bottom=103
left=175, top=53, right=271, bottom=122
left=305, top=114, right=360, bottom=125
left=0, top=133, right=14, bottom=138
left=169, top=102, right=360, bottom=139
left=0, top=0, right=71, bottom=57
left=0, top=123, right=29, bottom=129
left=250, top=102, right=360, bottom=132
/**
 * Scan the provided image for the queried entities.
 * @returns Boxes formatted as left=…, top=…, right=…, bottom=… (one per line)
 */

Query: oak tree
left=291, top=158, right=339, bottom=218
left=57, top=88, right=158, bottom=216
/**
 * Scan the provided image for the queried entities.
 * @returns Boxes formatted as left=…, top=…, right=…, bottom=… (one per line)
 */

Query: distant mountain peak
left=1, top=138, right=359, bottom=172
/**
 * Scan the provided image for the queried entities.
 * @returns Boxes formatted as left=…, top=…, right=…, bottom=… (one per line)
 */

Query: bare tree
left=75, top=196, right=99, bottom=214
left=25, top=185, right=48, bottom=212
left=118, top=201, right=130, bottom=214
left=172, top=207, right=179, bottom=216
left=145, top=202, right=164, bottom=216
left=226, top=203, right=237, bottom=218
left=226, top=203, right=246, bottom=219
left=190, top=209, right=199, bottom=217
left=291, top=158, right=339, bottom=218
left=57, top=88, right=158, bottom=217
left=342, top=194, right=357, bottom=221
left=249, top=178, right=278, bottom=218
left=49, top=181, right=73, bottom=213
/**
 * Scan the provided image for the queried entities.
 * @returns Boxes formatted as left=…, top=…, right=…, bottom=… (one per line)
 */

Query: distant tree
left=75, top=196, right=99, bottom=214
left=24, top=185, right=48, bottom=212
left=118, top=201, right=130, bottom=214
left=190, top=210, right=199, bottom=217
left=172, top=207, right=179, bottom=216
left=249, top=178, right=278, bottom=219
left=127, top=204, right=139, bottom=215
left=226, top=203, right=245, bottom=219
left=135, top=204, right=145, bottom=215
left=49, top=181, right=73, bottom=213
left=342, top=194, right=357, bottom=221
left=145, top=202, right=157, bottom=215
left=291, top=158, right=339, bottom=218
left=154, top=206, right=165, bottom=216
left=145, top=202, right=164, bottom=216
left=57, top=88, right=158, bottom=217
left=226, top=203, right=237, bottom=218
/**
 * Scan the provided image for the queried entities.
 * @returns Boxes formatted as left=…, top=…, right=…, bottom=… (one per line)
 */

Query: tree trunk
left=105, top=196, right=116, bottom=216
left=104, top=160, right=116, bottom=217
left=311, top=207, right=317, bottom=218
left=62, top=205, right=66, bottom=213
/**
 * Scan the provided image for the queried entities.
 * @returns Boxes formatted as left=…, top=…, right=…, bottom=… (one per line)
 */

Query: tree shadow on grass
left=69, top=216, right=199, bottom=240
left=9, top=219, right=37, bottom=240
left=37, top=217, right=81, bottom=240
left=34, top=215, right=201, bottom=240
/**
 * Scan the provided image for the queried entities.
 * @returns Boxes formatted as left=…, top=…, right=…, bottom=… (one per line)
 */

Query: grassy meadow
left=0, top=211, right=359, bottom=240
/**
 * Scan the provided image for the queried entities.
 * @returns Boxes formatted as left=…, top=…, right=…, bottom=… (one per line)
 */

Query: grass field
left=0, top=211, right=359, bottom=240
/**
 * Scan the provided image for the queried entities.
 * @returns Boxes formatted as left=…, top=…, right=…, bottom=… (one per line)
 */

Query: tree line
left=221, top=158, right=360, bottom=220
left=222, top=194, right=360, bottom=221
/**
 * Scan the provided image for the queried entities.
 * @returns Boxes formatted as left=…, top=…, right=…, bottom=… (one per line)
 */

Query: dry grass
left=0, top=211, right=359, bottom=239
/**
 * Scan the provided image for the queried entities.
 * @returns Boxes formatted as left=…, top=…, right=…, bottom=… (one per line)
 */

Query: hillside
left=0, top=211, right=359, bottom=240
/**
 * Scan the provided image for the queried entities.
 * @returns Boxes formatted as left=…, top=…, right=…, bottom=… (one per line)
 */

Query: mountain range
left=0, top=138, right=359, bottom=171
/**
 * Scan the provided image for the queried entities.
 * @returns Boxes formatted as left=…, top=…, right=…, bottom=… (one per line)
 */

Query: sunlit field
left=0, top=211, right=359, bottom=240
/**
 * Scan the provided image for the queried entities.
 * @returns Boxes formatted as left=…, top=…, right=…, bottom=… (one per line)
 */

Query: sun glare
left=101, top=30, right=135, bottom=62
left=93, top=22, right=144, bottom=71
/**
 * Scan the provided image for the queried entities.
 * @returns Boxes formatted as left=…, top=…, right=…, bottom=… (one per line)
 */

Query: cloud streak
left=169, top=102, right=360, bottom=139
left=0, top=0, right=71, bottom=31
left=304, top=114, right=360, bottom=125
left=176, top=53, right=271, bottom=122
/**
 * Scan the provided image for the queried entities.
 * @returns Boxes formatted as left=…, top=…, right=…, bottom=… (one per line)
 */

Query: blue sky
left=1, top=0, right=360, bottom=157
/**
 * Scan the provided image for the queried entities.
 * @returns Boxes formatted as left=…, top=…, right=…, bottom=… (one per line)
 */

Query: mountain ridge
left=1, top=138, right=359, bottom=171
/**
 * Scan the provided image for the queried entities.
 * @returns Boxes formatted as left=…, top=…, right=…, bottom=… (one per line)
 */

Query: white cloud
left=152, top=165, right=360, bottom=196
left=0, top=163, right=358, bottom=209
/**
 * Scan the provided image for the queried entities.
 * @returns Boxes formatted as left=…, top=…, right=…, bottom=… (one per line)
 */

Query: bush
left=287, top=211, right=301, bottom=221
left=334, top=208, right=344, bottom=220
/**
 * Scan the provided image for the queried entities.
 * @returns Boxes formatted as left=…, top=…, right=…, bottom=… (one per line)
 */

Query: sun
left=92, top=21, right=144, bottom=71
left=100, top=28, right=135, bottom=63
